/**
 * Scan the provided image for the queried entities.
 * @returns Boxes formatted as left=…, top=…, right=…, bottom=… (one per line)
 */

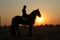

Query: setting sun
left=36, top=16, right=43, bottom=23
left=37, top=17, right=43, bottom=23
left=34, top=16, right=44, bottom=26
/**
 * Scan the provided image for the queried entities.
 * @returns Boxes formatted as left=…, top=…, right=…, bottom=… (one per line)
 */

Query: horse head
left=36, top=9, right=41, bottom=17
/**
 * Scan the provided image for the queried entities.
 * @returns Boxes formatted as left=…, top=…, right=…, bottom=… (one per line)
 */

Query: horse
left=10, top=9, right=41, bottom=36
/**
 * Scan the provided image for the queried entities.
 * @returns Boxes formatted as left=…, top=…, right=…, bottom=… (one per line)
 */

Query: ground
left=0, top=25, right=60, bottom=40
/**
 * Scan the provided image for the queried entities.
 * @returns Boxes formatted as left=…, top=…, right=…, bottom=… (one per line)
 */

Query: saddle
left=22, top=17, right=28, bottom=22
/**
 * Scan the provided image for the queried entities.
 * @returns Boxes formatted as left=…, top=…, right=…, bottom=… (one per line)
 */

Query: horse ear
left=37, top=9, right=39, bottom=10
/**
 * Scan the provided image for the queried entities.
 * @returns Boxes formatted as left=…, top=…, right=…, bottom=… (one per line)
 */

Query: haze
left=0, top=0, right=60, bottom=26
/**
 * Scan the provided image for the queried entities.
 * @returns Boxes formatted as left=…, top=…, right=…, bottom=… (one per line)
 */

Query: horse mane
left=29, top=9, right=38, bottom=16
left=27, top=9, right=39, bottom=20
left=30, top=10, right=37, bottom=14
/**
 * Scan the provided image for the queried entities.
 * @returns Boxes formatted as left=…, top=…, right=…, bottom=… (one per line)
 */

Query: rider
left=22, top=5, right=28, bottom=17
left=22, top=5, right=28, bottom=21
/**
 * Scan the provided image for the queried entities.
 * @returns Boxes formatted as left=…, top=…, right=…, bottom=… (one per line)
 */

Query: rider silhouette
left=22, top=5, right=28, bottom=21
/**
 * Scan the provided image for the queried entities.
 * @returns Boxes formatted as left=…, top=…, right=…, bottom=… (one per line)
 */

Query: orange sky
left=0, top=0, right=60, bottom=26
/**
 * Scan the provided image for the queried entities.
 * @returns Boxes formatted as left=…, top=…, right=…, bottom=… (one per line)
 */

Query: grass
left=0, top=24, right=60, bottom=40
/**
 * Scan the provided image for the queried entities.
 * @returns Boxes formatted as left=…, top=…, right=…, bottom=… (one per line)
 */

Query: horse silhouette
left=10, top=9, right=41, bottom=37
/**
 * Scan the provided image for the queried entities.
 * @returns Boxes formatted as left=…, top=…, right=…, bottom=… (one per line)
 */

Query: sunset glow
left=36, top=16, right=43, bottom=23
left=0, top=0, right=60, bottom=26
left=34, top=16, right=44, bottom=26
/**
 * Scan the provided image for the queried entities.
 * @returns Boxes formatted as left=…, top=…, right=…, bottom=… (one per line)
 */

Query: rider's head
left=23, top=5, right=26, bottom=9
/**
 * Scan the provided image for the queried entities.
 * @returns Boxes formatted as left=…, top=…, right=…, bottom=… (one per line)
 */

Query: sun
left=34, top=16, right=44, bottom=26
left=36, top=16, right=44, bottom=23
left=37, top=17, right=43, bottom=22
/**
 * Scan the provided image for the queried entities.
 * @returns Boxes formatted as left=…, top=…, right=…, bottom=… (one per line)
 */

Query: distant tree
left=49, top=24, right=55, bottom=27
left=56, top=24, right=60, bottom=27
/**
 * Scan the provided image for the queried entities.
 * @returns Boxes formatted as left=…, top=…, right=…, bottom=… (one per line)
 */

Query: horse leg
left=28, top=25, right=32, bottom=36
left=16, top=24, right=21, bottom=37
left=10, top=23, right=16, bottom=37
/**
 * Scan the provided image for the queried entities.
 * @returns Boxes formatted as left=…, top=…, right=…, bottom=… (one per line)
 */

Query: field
left=0, top=24, right=60, bottom=40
